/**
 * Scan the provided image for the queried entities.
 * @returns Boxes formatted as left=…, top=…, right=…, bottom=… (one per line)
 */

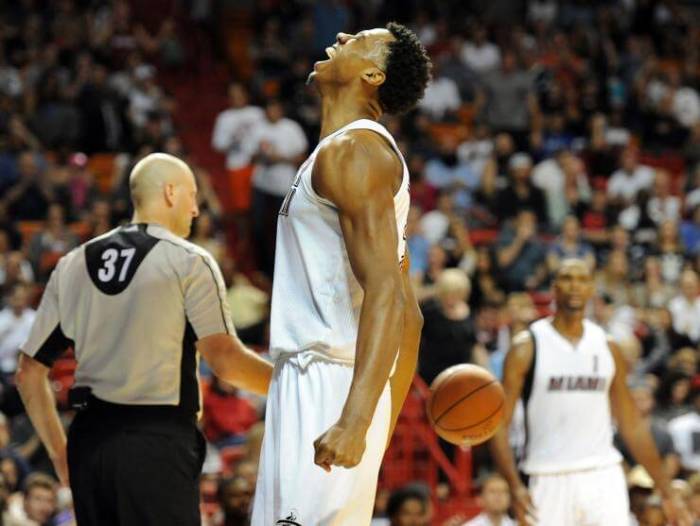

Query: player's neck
left=551, top=311, right=585, bottom=340
left=318, top=87, right=382, bottom=139
left=485, top=512, right=505, bottom=525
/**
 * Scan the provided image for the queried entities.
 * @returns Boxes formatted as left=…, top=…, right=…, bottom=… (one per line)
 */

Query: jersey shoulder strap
left=84, top=224, right=160, bottom=295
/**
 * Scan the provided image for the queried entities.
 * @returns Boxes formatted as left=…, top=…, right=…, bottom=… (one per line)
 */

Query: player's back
left=269, top=119, right=410, bottom=362
left=521, top=318, right=622, bottom=474
left=34, top=223, right=230, bottom=413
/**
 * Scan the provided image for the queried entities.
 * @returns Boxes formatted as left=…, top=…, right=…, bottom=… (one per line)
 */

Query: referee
left=16, top=153, right=273, bottom=525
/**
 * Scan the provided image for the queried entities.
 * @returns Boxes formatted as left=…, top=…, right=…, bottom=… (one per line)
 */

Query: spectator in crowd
left=470, top=159, right=499, bottom=227
left=203, top=377, right=260, bottom=449
left=607, top=148, right=655, bottom=207
left=190, top=210, right=226, bottom=265
left=0, top=252, right=34, bottom=304
left=461, top=26, right=500, bottom=74
left=647, top=170, right=681, bottom=227
left=495, top=153, right=547, bottom=225
left=477, top=50, right=538, bottom=150
left=532, top=150, right=591, bottom=230
left=651, top=219, right=686, bottom=285
left=1, top=153, right=51, bottom=222
left=424, top=137, right=478, bottom=212
left=461, top=473, right=515, bottom=526
left=680, top=205, right=700, bottom=256
left=0, top=284, right=35, bottom=380
left=669, top=382, right=700, bottom=474
left=656, top=371, right=693, bottom=423
left=596, top=249, right=634, bottom=307
left=492, top=292, right=538, bottom=378
left=578, top=183, right=614, bottom=247
left=418, top=63, right=461, bottom=120
left=547, top=215, right=595, bottom=274
left=495, top=209, right=547, bottom=291
left=250, top=99, right=307, bottom=276
left=632, top=256, right=675, bottom=311
left=6, top=473, right=57, bottom=526
left=211, top=82, right=265, bottom=215
left=216, top=475, right=253, bottom=526
left=222, top=257, right=269, bottom=347
left=616, top=382, right=681, bottom=478
left=377, top=485, right=428, bottom=526
left=470, top=247, right=506, bottom=310
left=406, top=206, right=430, bottom=281
left=458, top=123, right=494, bottom=180
left=419, top=269, right=486, bottom=385
left=26, top=203, right=79, bottom=283
left=668, top=269, right=700, bottom=346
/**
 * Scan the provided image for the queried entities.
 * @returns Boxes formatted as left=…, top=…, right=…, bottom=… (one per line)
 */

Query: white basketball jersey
left=269, top=119, right=410, bottom=362
left=520, top=318, right=622, bottom=474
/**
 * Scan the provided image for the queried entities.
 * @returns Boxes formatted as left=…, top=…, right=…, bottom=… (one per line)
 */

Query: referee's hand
left=51, top=447, right=69, bottom=486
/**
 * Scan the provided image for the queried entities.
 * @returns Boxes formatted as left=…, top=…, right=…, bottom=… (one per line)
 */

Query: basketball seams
left=433, top=379, right=498, bottom=424
left=435, top=398, right=505, bottom=432
left=429, top=366, right=462, bottom=423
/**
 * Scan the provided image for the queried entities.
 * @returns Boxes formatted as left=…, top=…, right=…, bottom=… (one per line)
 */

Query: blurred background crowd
left=2, top=0, right=700, bottom=524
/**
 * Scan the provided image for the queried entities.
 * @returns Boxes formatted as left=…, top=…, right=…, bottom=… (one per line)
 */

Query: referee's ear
left=164, top=182, right=177, bottom=207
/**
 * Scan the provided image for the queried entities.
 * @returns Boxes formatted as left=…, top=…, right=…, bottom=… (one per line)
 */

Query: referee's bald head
left=129, top=153, right=199, bottom=237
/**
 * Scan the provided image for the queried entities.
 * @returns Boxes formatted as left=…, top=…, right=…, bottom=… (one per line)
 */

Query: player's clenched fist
left=313, top=422, right=367, bottom=472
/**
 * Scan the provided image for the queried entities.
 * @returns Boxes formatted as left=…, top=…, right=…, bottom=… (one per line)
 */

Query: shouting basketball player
left=250, top=24, right=431, bottom=525
left=490, top=259, right=691, bottom=525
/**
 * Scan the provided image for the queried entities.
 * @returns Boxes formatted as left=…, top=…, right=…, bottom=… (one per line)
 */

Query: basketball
left=427, top=364, right=505, bottom=446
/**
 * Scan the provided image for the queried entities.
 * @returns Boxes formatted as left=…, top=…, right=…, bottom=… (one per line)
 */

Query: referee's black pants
left=67, top=404, right=206, bottom=526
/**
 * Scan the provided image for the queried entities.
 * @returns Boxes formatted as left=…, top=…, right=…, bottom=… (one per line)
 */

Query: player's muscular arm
left=387, top=255, right=424, bottom=449
left=609, top=338, right=692, bottom=525
left=488, top=331, right=537, bottom=525
left=312, top=130, right=406, bottom=470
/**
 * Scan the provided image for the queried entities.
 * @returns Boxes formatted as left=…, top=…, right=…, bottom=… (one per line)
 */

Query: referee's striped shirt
left=21, top=223, right=234, bottom=417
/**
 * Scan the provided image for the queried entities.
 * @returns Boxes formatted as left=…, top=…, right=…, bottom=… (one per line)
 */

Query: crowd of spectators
left=3, top=0, right=700, bottom=524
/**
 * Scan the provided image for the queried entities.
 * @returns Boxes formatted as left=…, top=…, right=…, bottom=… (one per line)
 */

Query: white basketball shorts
left=251, top=351, right=391, bottom=526
left=528, top=463, right=629, bottom=526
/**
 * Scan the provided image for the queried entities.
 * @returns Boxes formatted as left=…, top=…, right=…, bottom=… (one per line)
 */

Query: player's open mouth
left=325, top=46, right=337, bottom=59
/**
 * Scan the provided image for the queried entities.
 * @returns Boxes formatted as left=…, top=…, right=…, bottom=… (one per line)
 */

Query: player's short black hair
left=378, top=22, right=432, bottom=115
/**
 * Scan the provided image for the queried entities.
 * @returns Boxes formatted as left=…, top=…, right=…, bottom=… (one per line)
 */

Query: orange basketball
left=426, top=364, right=505, bottom=446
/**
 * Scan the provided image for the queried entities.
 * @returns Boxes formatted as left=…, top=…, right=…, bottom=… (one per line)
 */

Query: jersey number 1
left=98, top=248, right=136, bottom=282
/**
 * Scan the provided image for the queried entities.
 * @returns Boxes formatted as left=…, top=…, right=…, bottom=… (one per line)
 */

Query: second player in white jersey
left=523, top=318, right=621, bottom=474
left=490, top=259, right=691, bottom=526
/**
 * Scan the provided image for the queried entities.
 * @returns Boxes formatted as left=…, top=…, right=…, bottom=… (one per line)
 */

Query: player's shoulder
left=318, top=127, right=396, bottom=168
left=511, top=329, right=534, bottom=351
left=508, top=329, right=535, bottom=372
